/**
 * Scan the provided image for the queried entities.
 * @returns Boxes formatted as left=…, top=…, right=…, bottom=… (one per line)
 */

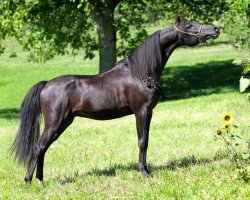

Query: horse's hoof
left=25, top=180, right=31, bottom=185
left=36, top=178, right=44, bottom=186
left=24, top=176, right=32, bottom=184
left=143, top=171, right=151, bottom=178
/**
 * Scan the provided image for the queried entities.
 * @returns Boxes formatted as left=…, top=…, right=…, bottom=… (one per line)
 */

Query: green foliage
left=115, top=0, right=165, bottom=57
left=0, top=0, right=98, bottom=62
left=229, top=0, right=250, bottom=99
left=239, top=59, right=250, bottom=75
left=221, top=0, right=250, bottom=50
left=237, top=58, right=250, bottom=92
left=165, top=0, right=228, bottom=23
left=0, top=0, right=165, bottom=62
left=235, top=58, right=250, bottom=96
left=0, top=0, right=232, bottom=64
left=115, top=0, right=148, bottom=57
left=239, top=76, right=250, bottom=93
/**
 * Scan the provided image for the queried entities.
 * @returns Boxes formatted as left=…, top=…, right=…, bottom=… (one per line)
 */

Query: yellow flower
left=223, top=122, right=230, bottom=131
left=223, top=113, right=232, bottom=123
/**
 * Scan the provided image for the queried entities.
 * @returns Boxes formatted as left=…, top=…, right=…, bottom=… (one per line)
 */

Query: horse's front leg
left=135, top=108, right=152, bottom=178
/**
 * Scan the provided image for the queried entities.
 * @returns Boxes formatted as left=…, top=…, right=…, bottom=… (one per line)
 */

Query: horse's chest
left=126, top=85, right=161, bottom=111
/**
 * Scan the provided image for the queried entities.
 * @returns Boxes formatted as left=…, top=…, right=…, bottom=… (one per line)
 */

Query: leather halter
left=174, top=25, right=203, bottom=38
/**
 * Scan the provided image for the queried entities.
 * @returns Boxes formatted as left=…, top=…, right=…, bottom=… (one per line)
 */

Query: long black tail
left=12, top=81, right=47, bottom=167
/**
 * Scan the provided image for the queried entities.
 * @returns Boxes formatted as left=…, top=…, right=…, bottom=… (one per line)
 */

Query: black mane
left=128, top=31, right=164, bottom=81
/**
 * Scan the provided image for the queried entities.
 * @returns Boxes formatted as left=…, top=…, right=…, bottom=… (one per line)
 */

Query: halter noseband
left=174, top=25, right=203, bottom=38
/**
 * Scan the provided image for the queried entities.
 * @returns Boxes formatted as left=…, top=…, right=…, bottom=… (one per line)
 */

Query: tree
left=1, top=0, right=248, bottom=73
left=164, top=0, right=229, bottom=23
left=220, top=0, right=250, bottom=51
left=0, top=0, right=164, bottom=72
left=225, top=0, right=250, bottom=99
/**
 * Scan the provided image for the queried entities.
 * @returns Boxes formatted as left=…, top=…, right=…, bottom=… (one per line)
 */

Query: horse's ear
left=175, top=16, right=185, bottom=25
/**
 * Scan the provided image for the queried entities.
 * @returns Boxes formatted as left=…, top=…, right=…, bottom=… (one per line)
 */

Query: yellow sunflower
left=223, top=113, right=232, bottom=123
left=223, top=122, right=230, bottom=131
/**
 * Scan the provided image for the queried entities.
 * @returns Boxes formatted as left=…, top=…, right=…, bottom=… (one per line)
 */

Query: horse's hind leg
left=24, top=118, right=73, bottom=183
left=24, top=126, right=57, bottom=183
left=35, top=116, right=74, bottom=183
left=24, top=113, right=74, bottom=183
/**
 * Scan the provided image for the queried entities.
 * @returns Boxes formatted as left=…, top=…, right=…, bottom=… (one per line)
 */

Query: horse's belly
left=75, top=107, right=133, bottom=120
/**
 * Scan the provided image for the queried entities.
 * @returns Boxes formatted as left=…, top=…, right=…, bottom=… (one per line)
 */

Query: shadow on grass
left=0, top=108, right=19, bottom=120
left=0, top=60, right=241, bottom=120
left=161, top=59, right=242, bottom=100
left=57, top=151, right=228, bottom=184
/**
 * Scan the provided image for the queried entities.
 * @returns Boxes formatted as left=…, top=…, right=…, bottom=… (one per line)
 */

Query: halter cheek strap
left=174, top=25, right=203, bottom=38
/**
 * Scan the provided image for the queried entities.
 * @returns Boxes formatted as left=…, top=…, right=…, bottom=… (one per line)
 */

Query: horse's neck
left=157, top=27, right=181, bottom=79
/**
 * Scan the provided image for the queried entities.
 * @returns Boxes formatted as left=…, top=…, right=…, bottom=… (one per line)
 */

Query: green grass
left=0, top=32, right=249, bottom=199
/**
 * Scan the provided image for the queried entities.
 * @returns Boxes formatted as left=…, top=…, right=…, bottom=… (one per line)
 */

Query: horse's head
left=174, top=16, right=220, bottom=46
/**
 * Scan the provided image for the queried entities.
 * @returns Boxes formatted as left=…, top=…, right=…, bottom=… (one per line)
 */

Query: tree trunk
left=90, top=0, right=121, bottom=73
left=96, top=11, right=117, bottom=73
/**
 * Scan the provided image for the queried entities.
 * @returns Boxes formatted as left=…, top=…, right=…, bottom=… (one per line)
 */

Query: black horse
left=12, top=16, right=220, bottom=184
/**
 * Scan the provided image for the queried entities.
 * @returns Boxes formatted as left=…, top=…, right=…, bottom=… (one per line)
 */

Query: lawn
left=0, top=29, right=249, bottom=199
